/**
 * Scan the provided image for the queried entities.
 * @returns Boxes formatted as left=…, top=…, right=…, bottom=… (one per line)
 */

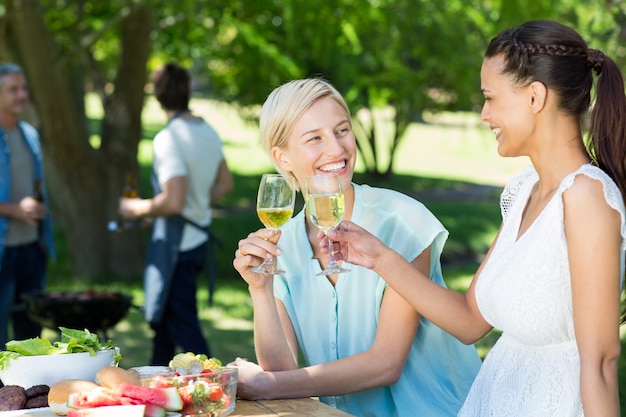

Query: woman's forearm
left=580, top=355, right=620, bottom=416
left=258, top=348, right=410, bottom=400
left=374, top=248, right=490, bottom=343
left=249, top=286, right=299, bottom=371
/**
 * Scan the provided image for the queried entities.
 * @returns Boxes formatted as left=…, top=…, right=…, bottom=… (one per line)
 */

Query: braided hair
left=485, top=20, right=626, bottom=208
left=487, top=20, right=626, bottom=322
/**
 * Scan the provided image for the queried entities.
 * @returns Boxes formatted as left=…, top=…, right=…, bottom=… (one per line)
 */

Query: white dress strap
left=560, top=164, right=626, bottom=250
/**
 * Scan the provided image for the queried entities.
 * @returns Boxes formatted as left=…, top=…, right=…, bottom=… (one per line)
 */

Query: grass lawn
left=46, top=96, right=626, bottom=412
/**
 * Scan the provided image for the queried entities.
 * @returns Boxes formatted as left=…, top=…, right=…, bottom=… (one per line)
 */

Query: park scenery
left=2, top=0, right=626, bottom=415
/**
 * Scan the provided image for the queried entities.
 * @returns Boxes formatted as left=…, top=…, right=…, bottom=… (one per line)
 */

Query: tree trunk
left=3, top=1, right=152, bottom=280
left=100, top=5, right=152, bottom=278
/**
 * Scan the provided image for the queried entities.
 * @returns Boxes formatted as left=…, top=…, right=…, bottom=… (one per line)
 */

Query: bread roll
left=48, top=379, right=99, bottom=415
left=95, top=366, right=141, bottom=390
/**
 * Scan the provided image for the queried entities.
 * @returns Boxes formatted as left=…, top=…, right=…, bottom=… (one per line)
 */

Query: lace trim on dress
left=500, top=165, right=537, bottom=221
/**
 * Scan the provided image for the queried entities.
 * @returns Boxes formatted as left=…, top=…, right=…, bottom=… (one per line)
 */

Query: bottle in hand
left=32, top=179, right=45, bottom=227
left=123, top=172, right=139, bottom=198
left=33, top=179, right=44, bottom=203
left=108, top=172, right=141, bottom=232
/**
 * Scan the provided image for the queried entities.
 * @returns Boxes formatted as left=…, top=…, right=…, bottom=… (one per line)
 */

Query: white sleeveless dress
left=459, top=164, right=626, bottom=416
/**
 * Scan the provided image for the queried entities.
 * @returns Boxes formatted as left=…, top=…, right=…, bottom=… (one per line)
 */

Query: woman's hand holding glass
left=305, top=174, right=350, bottom=276
left=250, top=174, right=296, bottom=275
left=323, top=220, right=386, bottom=271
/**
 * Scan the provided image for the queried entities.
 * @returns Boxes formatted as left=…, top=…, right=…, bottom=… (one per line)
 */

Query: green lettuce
left=0, top=327, right=119, bottom=371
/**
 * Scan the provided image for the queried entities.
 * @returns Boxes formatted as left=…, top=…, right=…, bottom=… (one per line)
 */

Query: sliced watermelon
left=119, top=396, right=145, bottom=405
left=67, top=404, right=146, bottom=417
left=117, top=382, right=183, bottom=411
left=67, top=387, right=123, bottom=409
left=144, top=403, right=167, bottom=417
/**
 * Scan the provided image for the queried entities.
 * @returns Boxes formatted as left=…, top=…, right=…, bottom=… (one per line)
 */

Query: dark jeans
left=0, top=242, right=47, bottom=348
left=150, top=242, right=211, bottom=365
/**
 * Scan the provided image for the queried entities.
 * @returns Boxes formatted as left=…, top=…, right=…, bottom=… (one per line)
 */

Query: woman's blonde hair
left=260, top=78, right=351, bottom=177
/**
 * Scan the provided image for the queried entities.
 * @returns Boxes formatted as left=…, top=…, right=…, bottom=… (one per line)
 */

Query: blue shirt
left=275, top=183, right=481, bottom=417
left=0, top=121, right=55, bottom=264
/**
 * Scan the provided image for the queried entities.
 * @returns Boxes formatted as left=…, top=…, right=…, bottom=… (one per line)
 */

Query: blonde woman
left=231, top=78, right=481, bottom=417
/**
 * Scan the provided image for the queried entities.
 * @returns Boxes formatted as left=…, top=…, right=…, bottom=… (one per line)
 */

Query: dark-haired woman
left=326, top=20, right=626, bottom=416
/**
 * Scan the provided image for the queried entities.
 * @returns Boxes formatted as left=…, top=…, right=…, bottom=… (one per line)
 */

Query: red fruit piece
left=178, top=388, right=194, bottom=407
left=221, top=393, right=232, bottom=408
left=117, top=383, right=182, bottom=411
left=67, top=387, right=122, bottom=408
left=208, top=385, right=223, bottom=402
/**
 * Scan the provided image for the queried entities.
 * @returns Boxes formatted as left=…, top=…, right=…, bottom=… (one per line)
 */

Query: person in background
left=326, top=20, right=626, bottom=416
left=119, top=62, right=233, bottom=365
left=0, top=63, right=55, bottom=349
left=230, top=78, right=481, bottom=417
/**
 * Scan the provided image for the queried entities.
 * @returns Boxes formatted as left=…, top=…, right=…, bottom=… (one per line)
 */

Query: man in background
left=0, top=63, right=55, bottom=350
left=119, top=62, right=233, bottom=365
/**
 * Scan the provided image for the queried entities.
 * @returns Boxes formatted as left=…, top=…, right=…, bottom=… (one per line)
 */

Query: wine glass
left=251, top=174, right=296, bottom=274
left=305, top=174, right=350, bottom=276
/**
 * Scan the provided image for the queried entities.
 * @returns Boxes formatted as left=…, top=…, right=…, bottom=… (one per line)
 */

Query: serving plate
left=0, top=407, right=181, bottom=417
left=0, top=408, right=53, bottom=417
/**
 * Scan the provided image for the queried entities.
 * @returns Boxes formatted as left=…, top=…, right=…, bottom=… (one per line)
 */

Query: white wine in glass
left=257, top=207, right=293, bottom=230
left=305, top=174, right=350, bottom=276
left=251, top=174, right=296, bottom=274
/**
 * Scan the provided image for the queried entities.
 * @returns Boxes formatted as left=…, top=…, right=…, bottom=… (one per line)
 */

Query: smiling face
left=480, top=55, right=537, bottom=157
left=0, top=72, right=29, bottom=119
left=271, top=95, right=357, bottom=194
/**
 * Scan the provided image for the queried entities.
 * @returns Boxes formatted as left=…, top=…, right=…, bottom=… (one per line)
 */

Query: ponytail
left=588, top=54, right=626, bottom=324
left=588, top=53, right=626, bottom=207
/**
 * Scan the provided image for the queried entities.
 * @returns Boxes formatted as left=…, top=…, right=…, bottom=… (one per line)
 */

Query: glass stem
left=263, top=236, right=276, bottom=266
left=327, top=232, right=337, bottom=265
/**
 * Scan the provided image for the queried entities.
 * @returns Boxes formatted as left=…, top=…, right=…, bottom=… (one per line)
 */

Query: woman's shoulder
left=562, top=164, right=626, bottom=216
left=355, top=183, right=447, bottom=256
left=358, top=183, right=428, bottom=210
left=356, top=183, right=443, bottom=230
left=564, top=163, right=617, bottom=187
left=561, top=165, right=626, bottom=249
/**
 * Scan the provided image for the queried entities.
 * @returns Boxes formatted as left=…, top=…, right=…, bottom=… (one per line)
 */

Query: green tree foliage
left=151, top=0, right=623, bottom=177
left=150, top=0, right=491, bottom=176
left=0, top=0, right=622, bottom=280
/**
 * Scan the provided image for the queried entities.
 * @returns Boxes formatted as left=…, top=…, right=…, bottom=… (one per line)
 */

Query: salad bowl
left=0, top=348, right=117, bottom=388
left=0, top=327, right=119, bottom=388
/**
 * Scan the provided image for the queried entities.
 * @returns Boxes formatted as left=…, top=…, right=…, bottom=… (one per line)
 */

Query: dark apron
left=143, top=170, right=222, bottom=324
left=143, top=214, right=186, bottom=325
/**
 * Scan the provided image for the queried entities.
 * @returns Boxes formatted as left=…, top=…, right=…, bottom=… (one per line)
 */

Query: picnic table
left=232, top=397, right=355, bottom=416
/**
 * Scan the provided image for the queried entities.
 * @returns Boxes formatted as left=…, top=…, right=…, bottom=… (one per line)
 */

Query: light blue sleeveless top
left=275, top=183, right=482, bottom=417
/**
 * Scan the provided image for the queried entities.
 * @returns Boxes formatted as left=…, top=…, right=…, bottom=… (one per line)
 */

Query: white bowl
left=0, top=348, right=117, bottom=388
